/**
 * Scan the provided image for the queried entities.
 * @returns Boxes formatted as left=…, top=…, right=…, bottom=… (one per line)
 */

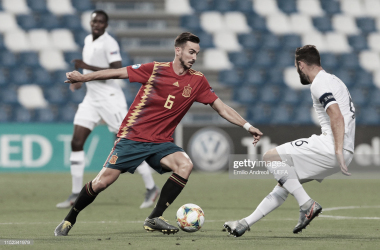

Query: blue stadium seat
left=14, top=106, right=34, bottom=123
left=53, top=70, right=70, bottom=84
left=271, top=104, right=294, bottom=124
left=61, top=15, right=83, bottom=31
left=11, top=67, right=32, bottom=85
left=74, top=30, right=89, bottom=47
left=282, top=88, right=300, bottom=105
left=33, top=68, right=53, bottom=86
left=238, top=33, right=260, bottom=49
left=368, top=89, right=380, bottom=106
left=27, top=0, right=48, bottom=13
left=259, top=85, right=280, bottom=104
left=360, top=107, right=380, bottom=125
left=247, top=15, right=267, bottom=32
left=294, top=106, right=313, bottom=124
left=35, top=107, right=57, bottom=122
left=334, top=68, right=354, bottom=87
left=320, top=0, right=341, bottom=14
left=69, top=86, right=86, bottom=104
left=233, top=86, right=258, bottom=104
left=189, top=0, right=211, bottom=12
left=64, top=51, right=82, bottom=64
left=252, top=50, right=273, bottom=67
left=355, top=70, right=374, bottom=87
left=277, top=0, right=297, bottom=14
left=299, top=89, right=313, bottom=105
left=1, top=51, right=18, bottom=67
left=71, top=0, right=94, bottom=11
left=17, top=14, right=38, bottom=31
left=219, top=69, right=242, bottom=87
left=348, top=35, right=368, bottom=51
left=260, top=33, right=281, bottom=50
left=247, top=103, right=272, bottom=124
left=313, top=16, right=333, bottom=32
left=180, top=15, right=201, bottom=31
left=356, top=18, right=376, bottom=33
left=59, top=103, right=78, bottom=122
left=276, top=50, right=294, bottom=67
left=211, top=0, right=235, bottom=12
left=19, top=52, right=40, bottom=68
left=320, top=53, right=338, bottom=71
left=243, top=68, right=266, bottom=86
left=236, top=0, right=254, bottom=13
left=228, top=51, right=250, bottom=69
left=1, top=86, right=18, bottom=105
left=267, top=67, right=285, bottom=85
left=38, top=13, right=61, bottom=30
left=197, top=32, right=214, bottom=48
left=0, top=105, right=12, bottom=122
left=121, top=51, right=132, bottom=67
left=281, top=34, right=302, bottom=50
left=350, top=87, right=368, bottom=107
left=0, top=67, right=9, bottom=87
left=45, top=85, right=68, bottom=104
left=339, top=53, right=360, bottom=70
left=0, top=34, right=5, bottom=51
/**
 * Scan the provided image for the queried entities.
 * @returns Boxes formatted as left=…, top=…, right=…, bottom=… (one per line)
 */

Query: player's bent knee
left=263, top=148, right=281, bottom=162
left=71, top=139, right=84, bottom=151
left=176, top=161, right=193, bottom=177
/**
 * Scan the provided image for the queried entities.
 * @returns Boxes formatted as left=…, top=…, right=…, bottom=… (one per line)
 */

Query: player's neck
left=172, top=60, right=188, bottom=76
left=308, top=66, right=323, bottom=83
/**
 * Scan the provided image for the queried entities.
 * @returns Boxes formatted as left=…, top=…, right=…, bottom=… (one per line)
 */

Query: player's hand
left=72, top=59, right=88, bottom=70
left=65, top=71, right=84, bottom=84
left=69, top=82, right=83, bottom=92
left=336, top=152, right=351, bottom=176
left=248, top=126, right=263, bottom=147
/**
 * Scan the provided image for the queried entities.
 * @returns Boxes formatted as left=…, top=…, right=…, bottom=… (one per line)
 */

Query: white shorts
left=276, top=134, right=354, bottom=181
left=74, top=98, right=127, bottom=133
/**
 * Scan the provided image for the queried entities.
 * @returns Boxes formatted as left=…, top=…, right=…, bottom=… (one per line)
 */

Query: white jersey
left=82, top=32, right=125, bottom=104
left=310, top=70, right=356, bottom=152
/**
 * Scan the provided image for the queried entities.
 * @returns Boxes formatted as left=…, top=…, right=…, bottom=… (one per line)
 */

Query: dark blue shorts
left=103, top=138, right=184, bottom=174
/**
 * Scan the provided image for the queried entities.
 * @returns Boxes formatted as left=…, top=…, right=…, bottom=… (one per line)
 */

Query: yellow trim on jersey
left=189, top=68, right=204, bottom=77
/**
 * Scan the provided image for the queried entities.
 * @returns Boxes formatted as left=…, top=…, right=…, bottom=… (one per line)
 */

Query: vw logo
left=188, top=127, right=234, bottom=172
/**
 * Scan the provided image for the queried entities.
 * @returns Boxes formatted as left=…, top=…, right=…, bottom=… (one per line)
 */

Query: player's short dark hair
left=175, top=32, right=200, bottom=47
left=92, top=10, right=109, bottom=23
left=295, top=45, right=321, bottom=66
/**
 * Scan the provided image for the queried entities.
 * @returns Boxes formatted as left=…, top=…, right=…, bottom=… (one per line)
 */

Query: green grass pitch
left=0, top=172, right=379, bottom=250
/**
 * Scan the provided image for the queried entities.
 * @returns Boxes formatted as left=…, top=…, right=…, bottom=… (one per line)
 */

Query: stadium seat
left=0, top=105, right=12, bottom=122
left=18, top=84, right=48, bottom=108
left=243, top=68, right=266, bottom=86
left=33, top=68, right=53, bottom=86
left=180, top=15, right=201, bottom=31
left=44, top=84, right=68, bottom=104
left=19, top=52, right=40, bottom=68
left=14, top=106, right=34, bottom=123
left=275, top=50, right=294, bottom=68
left=271, top=104, right=294, bottom=124
left=294, top=106, right=313, bottom=124
left=35, top=107, right=57, bottom=122
left=268, top=67, right=286, bottom=85
left=284, top=67, right=310, bottom=90
left=210, top=0, right=234, bottom=12
left=53, top=69, right=70, bottom=84
left=266, top=13, right=292, bottom=35
left=59, top=103, right=77, bottom=122
left=203, top=49, right=233, bottom=70
left=189, top=0, right=211, bottom=12
left=276, top=0, right=297, bottom=14
left=71, top=0, right=95, bottom=12
left=313, top=16, right=333, bottom=32
left=356, top=17, right=377, bottom=33
left=0, top=34, right=5, bottom=51
left=281, top=34, right=302, bottom=50
left=81, top=11, right=92, bottom=33
left=334, top=68, right=355, bottom=87
left=320, top=53, right=338, bottom=70
left=325, top=32, right=351, bottom=53
left=360, top=107, right=380, bottom=125
left=253, top=0, right=281, bottom=16
left=64, top=51, right=82, bottom=64
left=228, top=51, right=250, bottom=68
left=196, top=31, right=214, bottom=48
left=3, top=0, right=30, bottom=14
left=359, top=50, right=380, bottom=72
left=0, top=13, right=19, bottom=32
left=0, top=51, right=18, bottom=67
left=348, top=35, right=368, bottom=51
left=355, top=70, right=374, bottom=87
left=213, top=31, right=242, bottom=51
left=1, top=86, right=19, bottom=105
left=238, top=33, right=260, bottom=49
left=290, top=14, right=316, bottom=34
left=236, top=0, right=254, bottom=13
left=39, top=49, right=67, bottom=71
left=282, top=88, right=300, bottom=105
left=260, top=85, right=280, bottom=104
left=233, top=86, right=258, bottom=104
left=200, top=12, right=224, bottom=33
left=29, top=29, right=52, bottom=51
left=363, top=0, right=380, bottom=17
left=340, top=0, right=365, bottom=17
left=38, top=13, right=61, bottom=30
left=0, top=67, right=9, bottom=87
left=11, top=67, right=32, bottom=85
left=61, top=14, right=83, bottom=31
left=4, top=30, right=31, bottom=52
left=260, top=33, right=281, bottom=50
left=166, top=0, right=193, bottom=14
left=219, top=69, right=241, bottom=87
left=46, top=0, right=75, bottom=15
left=332, top=15, right=359, bottom=35
left=297, top=0, right=324, bottom=17
left=73, top=30, right=89, bottom=47
left=51, top=29, right=78, bottom=51
left=17, top=14, right=38, bottom=31
left=224, top=12, right=251, bottom=34
left=374, top=70, right=380, bottom=88
left=69, top=86, right=86, bottom=104
left=338, top=53, right=360, bottom=70
left=252, top=50, right=273, bottom=67
left=247, top=15, right=268, bottom=32
left=320, top=0, right=341, bottom=15
left=247, top=103, right=272, bottom=124
left=27, top=0, right=49, bottom=13
left=350, top=87, right=368, bottom=107
left=368, top=88, right=380, bottom=105
left=367, top=33, right=380, bottom=52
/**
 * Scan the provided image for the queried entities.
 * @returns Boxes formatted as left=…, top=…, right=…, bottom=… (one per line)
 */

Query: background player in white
left=224, top=45, right=356, bottom=237
left=56, top=10, right=160, bottom=209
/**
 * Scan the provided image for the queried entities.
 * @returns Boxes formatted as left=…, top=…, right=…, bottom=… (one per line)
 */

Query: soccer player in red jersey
left=55, top=32, right=263, bottom=236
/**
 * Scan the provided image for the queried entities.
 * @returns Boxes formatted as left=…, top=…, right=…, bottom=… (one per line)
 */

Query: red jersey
left=117, top=62, right=218, bottom=142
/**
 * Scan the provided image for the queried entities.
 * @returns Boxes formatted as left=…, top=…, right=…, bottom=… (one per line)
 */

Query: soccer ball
left=176, top=203, right=205, bottom=232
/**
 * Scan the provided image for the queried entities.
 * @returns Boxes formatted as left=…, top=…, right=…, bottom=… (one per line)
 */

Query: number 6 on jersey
left=164, top=95, right=175, bottom=109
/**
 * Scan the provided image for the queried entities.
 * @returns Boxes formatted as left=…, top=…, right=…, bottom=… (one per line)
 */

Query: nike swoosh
left=305, top=202, right=315, bottom=220
left=147, top=220, right=156, bottom=226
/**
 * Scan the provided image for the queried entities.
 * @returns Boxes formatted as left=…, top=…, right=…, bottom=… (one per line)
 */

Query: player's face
left=179, top=42, right=200, bottom=70
left=296, top=61, right=311, bottom=85
left=90, top=13, right=107, bottom=37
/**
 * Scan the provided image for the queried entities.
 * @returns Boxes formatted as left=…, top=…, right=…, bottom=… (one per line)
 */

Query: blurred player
left=56, top=10, right=160, bottom=210
left=54, top=32, right=263, bottom=236
left=224, top=45, right=356, bottom=237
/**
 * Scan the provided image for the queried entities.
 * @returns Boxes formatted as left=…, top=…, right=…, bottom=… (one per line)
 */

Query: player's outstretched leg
left=293, top=199, right=322, bottom=234
left=224, top=219, right=250, bottom=237
left=136, top=161, right=160, bottom=209
left=144, top=152, right=192, bottom=234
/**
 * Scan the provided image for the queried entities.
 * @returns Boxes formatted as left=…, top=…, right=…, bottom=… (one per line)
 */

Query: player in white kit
left=56, top=10, right=160, bottom=209
left=224, top=45, right=356, bottom=236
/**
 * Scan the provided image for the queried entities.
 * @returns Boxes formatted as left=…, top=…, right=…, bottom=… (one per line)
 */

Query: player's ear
left=175, top=46, right=181, bottom=56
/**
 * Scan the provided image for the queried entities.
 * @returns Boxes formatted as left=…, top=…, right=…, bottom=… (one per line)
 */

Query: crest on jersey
left=173, top=81, right=179, bottom=87
left=132, top=64, right=141, bottom=69
left=182, top=84, right=192, bottom=98
left=109, top=155, right=118, bottom=164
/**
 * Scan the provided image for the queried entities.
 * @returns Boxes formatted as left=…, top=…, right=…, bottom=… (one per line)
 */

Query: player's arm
left=65, top=67, right=129, bottom=84
left=72, top=60, right=122, bottom=71
left=210, top=98, right=263, bottom=146
left=326, top=103, right=350, bottom=176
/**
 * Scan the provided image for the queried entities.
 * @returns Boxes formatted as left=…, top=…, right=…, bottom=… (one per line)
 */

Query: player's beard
left=179, top=56, right=191, bottom=71
left=297, top=66, right=311, bottom=85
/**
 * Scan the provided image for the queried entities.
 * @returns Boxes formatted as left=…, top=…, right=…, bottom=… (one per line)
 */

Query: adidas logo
left=173, top=82, right=179, bottom=87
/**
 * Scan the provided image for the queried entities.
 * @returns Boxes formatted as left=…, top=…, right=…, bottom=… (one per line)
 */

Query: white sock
left=136, top=161, right=155, bottom=190
left=292, top=186, right=311, bottom=207
left=70, top=151, right=85, bottom=194
left=244, top=185, right=289, bottom=226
